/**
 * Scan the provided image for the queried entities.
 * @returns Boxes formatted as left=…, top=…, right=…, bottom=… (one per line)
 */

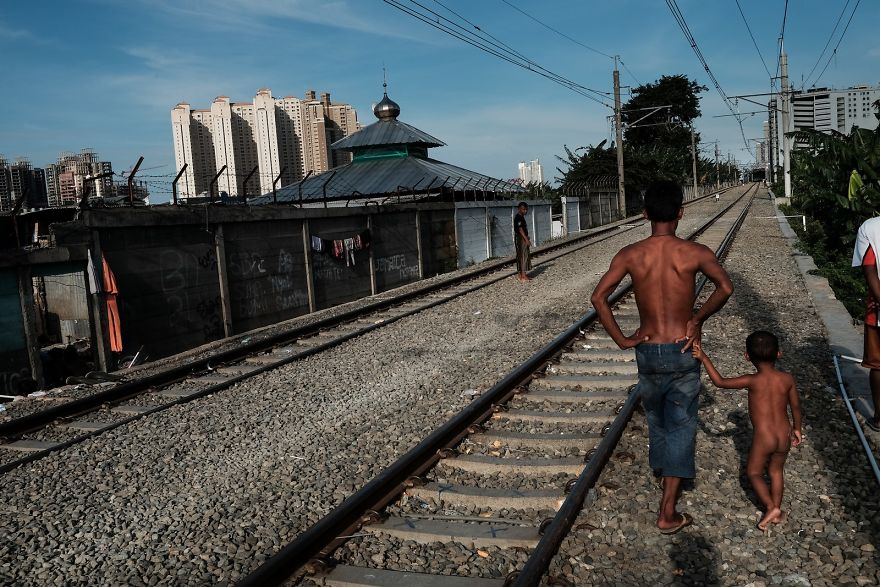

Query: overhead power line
left=497, top=0, right=614, bottom=61
left=382, top=0, right=613, bottom=108
left=497, top=0, right=642, bottom=86
left=619, top=60, right=642, bottom=87
left=664, top=0, right=752, bottom=153
left=809, top=0, right=862, bottom=88
left=774, top=0, right=789, bottom=80
left=733, top=0, right=772, bottom=79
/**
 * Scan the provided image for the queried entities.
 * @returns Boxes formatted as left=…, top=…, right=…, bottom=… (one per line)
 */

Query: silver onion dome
left=373, top=92, right=400, bottom=120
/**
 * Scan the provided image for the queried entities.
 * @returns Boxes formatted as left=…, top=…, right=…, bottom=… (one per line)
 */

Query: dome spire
left=373, top=67, right=400, bottom=120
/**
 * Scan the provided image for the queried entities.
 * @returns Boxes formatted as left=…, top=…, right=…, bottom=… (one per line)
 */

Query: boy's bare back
left=745, top=369, right=798, bottom=446
left=611, top=235, right=726, bottom=343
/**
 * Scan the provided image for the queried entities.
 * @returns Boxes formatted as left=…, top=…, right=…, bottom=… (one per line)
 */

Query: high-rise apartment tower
left=172, top=89, right=358, bottom=200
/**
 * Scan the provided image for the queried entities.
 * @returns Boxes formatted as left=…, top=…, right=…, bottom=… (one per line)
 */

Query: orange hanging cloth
left=102, top=255, right=123, bottom=353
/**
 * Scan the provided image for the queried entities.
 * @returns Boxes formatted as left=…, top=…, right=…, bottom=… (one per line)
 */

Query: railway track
left=0, top=188, right=739, bottom=473
left=236, top=183, right=759, bottom=587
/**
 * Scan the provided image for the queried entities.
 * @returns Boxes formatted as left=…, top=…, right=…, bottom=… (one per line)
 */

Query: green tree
left=556, top=74, right=708, bottom=203
left=623, top=75, right=706, bottom=152
left=782, top=99, right=880, bottom=317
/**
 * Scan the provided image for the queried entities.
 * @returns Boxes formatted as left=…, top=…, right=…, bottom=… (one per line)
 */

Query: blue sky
left=1, top=0, right=878, bottom=201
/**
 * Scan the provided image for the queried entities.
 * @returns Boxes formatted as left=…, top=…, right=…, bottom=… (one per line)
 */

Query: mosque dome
left=373, top=92, right=400, bottom=120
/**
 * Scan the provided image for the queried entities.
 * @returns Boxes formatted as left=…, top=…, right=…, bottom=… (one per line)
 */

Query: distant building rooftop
left=251, top=90, right=522, bottom=204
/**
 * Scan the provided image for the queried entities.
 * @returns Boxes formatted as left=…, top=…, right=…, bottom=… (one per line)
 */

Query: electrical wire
left=427, top=0, right=608, bottom=98
left=774, top=0, right=789, bottom=80
left=619, top=60, right=642, bottom=87
left=801, top=0, right=851, bottom=89
left=810, top=0, right=862, bottom=88
left=664, top=0, right=752, bottom=154
left=383, top=0, right=613, bottom=108
left=734, top=0, right=772, bottom=79
left=497, top=0, right=614, bottom=60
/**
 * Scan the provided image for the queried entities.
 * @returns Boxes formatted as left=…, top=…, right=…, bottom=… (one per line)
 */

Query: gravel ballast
left=547, top=192, right=880, bottom=586
left=0, top=190, right=748, bottom=586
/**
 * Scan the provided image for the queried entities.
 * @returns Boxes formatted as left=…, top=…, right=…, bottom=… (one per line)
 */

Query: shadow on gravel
left=526, top=265, right=551, bottom=279
left=667, top=530, right=720, bottom=586
left=729, top=271, right=880, bottom=568
left=727, top=409, right=762, bottom=510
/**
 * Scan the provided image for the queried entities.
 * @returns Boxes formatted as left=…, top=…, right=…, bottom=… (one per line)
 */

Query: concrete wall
left=102, top=225, right=224, bottom=358
left=309, top=216, right=371, bottom=310
left=419, top=209, right=457, bottom=277
left=455, top=200, right=552, bottom=266
left=372, top=211, right=420, bottom=293
left=223, top=220, right=309, bottom=333
left=0, top=269, right=30, bottom=394
left=532, top=205, right=552, bottom=245
left=0, top=198, right=551, bottom=376
left=561, top=192, right=620, bottom=235
left=47, top=202, right=467, bottom=365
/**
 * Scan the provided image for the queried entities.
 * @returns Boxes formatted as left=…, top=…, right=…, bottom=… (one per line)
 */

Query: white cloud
left=136, top=0, right=431, bottom=41
left=0, top=22, right=38, bottom=42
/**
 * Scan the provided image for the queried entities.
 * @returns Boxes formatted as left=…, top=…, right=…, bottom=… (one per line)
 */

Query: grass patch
left=779, top=203, right=865, bottom=321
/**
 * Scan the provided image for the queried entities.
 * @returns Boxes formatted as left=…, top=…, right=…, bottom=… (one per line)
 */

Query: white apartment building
left=172, top=89, right=358, bottom=200
left=517, top=159, right=544, bottom=185
left=768, top=83, right=880, bottom=176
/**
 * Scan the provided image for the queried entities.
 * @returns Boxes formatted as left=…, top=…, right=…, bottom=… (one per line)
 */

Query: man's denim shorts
left=635, top=341, right=702, bottom=479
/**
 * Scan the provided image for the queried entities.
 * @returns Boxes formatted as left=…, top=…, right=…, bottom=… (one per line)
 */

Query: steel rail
left=236, top=185, right=755, bottom=587
left=832, top=355, right=880, bottom=486
left=0, top=188, right=734, bottom=441
left=511, top=183, right=757, bottom=587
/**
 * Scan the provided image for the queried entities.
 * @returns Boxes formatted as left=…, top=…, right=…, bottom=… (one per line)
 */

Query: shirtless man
left=590, top=180, right=734, bottom=533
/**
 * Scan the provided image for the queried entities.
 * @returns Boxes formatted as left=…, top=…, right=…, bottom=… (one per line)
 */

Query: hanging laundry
left=343, top=238, right=356, bottom=266
left=360, top=229, right=372, bottom=250
left=333, top=239, right=344, bottom=259
left=310, top=235, right=324, bottom=253
left=86, top=250, right=101, bottom=294
left=102, top=255, right=123, bottom=353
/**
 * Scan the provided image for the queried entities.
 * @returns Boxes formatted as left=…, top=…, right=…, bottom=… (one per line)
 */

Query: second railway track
left=236, top=184, right=758, bottom=587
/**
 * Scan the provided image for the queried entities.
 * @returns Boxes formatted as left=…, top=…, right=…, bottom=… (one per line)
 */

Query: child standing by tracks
left=693, top=331, right=803, bottom=530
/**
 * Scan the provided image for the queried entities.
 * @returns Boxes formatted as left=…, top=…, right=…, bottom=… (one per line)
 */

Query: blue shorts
left=635, top=341, right=702, bottom=479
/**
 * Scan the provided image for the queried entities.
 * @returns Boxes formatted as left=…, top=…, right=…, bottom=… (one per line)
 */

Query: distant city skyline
left=518, top=159, right=544, bottom=185
left=1, top=1, right=879, bottom=202
left=171, top=89, right=357, bottom=199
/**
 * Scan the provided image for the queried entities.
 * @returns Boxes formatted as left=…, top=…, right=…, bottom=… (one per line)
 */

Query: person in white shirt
left=852, top=217, right=880, bottom=430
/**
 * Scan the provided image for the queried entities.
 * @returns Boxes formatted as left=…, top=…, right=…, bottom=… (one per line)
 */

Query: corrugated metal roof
left=331, top=119, right=446, bottom=151
left=250, top=156, right=524, bottom=205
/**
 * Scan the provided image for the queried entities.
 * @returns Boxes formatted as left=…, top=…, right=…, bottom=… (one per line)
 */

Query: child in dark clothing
left=692, top=331, right=802, bottom=530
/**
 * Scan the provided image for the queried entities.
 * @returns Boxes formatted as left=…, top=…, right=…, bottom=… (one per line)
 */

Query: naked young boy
left=693, top=331, right=803, bottom=530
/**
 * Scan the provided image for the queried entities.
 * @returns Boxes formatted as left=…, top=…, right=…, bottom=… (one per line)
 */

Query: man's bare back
left=592, top=232, right=733, bottom=349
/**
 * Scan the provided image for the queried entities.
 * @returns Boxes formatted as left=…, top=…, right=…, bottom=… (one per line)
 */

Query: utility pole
left=690, top=126, right=698, bottom=198
left=714, top=142, right=720, bottom=191
left=780, top=43, right=792, bottom=199
left=613, top=56, right=626, bottom=218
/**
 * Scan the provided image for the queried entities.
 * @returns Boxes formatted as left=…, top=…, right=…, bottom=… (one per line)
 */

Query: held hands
left=691, top=341, right=705, bottom=362
left=791, top=429, right=803, bottom=447
left=676, top=318, right=702, bottom=352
